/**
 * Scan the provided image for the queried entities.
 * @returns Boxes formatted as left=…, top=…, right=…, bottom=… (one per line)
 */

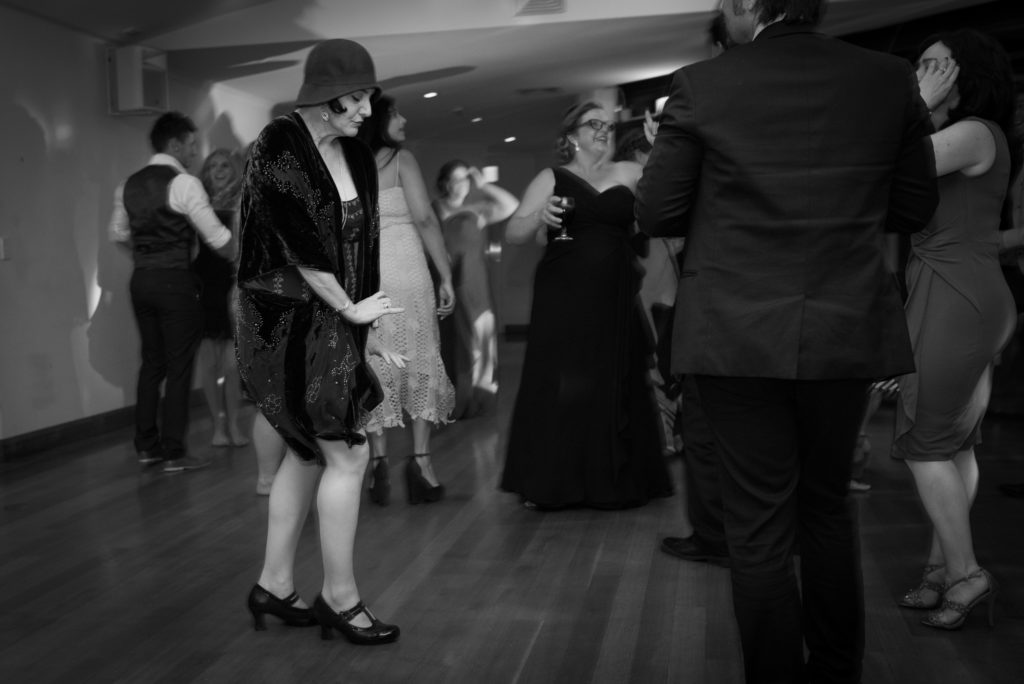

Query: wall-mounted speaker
left=107, top=45, right=168, bottom=116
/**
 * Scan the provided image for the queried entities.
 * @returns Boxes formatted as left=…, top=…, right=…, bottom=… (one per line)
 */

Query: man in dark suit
left=636, top=2, right=938, bottom=682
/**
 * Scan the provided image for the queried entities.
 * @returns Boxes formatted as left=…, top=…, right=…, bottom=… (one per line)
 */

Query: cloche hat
left=295, top=39, right=380, bottom=107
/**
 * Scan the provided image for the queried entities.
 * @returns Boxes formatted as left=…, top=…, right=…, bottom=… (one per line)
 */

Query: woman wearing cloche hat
left=237, top=38, right=405, bottom=645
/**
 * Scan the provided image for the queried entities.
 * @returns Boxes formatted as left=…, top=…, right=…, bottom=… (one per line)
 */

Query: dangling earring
left=571, top=139, right=579, bottom=152
left=321, top=110, right=329, bottom=122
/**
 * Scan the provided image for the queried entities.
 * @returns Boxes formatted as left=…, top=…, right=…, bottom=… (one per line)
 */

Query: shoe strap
left=281, top=591, right=300, bottom=606
left=944, top=567, right=986, bottom=592
left=338, top=601, right=370, bottom=624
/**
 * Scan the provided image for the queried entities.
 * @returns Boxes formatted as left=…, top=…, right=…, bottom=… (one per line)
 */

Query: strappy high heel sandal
left=898, top=564, right=945, bottom=609
left=246, top=584, right=317, bottom=630
left=404, top=454, right=444, bottom=504
left=921, top=568, right=997, bottom=630
left=368, top=456, right=391, bottom=506
left=312, top=595, right=400, bottom=644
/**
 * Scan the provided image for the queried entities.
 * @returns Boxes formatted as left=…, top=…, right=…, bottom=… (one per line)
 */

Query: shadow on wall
left=88, top=225, right=135, bottom=393
left=0, top=99, right=89, bottom=434
left=206, top=110, right=246, bottom=158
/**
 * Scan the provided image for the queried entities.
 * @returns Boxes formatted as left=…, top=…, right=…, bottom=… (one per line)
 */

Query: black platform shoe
left=405, top=455, right=444, bottom=504
left=312, top=595, right=400, bottom=645
left=247, top=584, right=317, bottom=631
left=368, top=457, right=391, bottom=506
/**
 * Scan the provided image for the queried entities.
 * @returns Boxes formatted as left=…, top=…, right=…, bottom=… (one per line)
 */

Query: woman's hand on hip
left=342, top=290, right=404, bottom=325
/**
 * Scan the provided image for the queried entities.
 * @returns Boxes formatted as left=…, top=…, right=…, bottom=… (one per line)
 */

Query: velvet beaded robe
left=235, top=112, right=382, bottom=463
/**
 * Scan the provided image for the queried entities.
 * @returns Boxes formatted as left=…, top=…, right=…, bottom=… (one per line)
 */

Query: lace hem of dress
left=363, top=408, right=454, bottom=433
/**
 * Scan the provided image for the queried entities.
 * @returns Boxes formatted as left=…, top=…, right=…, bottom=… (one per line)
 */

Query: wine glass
left=553, top=196, right=575, bottom=241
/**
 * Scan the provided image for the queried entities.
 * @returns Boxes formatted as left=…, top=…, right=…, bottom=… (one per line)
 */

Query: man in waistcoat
left=109, top=112, right=234, bottom=472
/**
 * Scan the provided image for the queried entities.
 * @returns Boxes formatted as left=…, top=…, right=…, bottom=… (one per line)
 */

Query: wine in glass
left=554, top=196, right=575, bottom=241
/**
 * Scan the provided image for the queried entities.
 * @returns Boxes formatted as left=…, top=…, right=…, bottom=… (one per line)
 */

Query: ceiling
left=1, top=0, right=1006, bottom=150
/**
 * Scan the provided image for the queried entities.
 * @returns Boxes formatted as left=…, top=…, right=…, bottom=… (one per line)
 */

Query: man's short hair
left=753, top=0, right=825, bottom=26
left=149, top=111, right=197, bottom=153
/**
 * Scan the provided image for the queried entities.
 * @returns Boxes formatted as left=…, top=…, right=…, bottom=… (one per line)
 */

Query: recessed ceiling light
left=423, top=92, right=438, bottom=99
left=471, top=117, right=483, bottom=123
left=504, top=136, right=516, bottom=143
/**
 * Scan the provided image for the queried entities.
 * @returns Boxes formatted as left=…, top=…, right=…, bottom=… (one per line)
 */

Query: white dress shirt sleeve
left=167, top=173, right=232, bottom=250
left=108, top=183, right=131, bottom=243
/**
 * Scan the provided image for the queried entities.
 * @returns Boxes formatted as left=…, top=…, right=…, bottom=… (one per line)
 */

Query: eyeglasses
left=576, top=119, right=616, bottom=133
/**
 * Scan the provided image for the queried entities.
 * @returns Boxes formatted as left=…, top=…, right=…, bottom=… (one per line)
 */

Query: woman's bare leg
left=253, top=412, right=286, bottom=494
left=317, top=437, right=373, bottom=627
left=257, top=450, right=319, bottom=605
left=412, top=418, right=440, bottom=487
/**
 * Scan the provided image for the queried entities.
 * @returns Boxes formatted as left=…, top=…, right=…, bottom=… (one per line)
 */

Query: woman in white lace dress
left=358, top=95, right=456, bottom=505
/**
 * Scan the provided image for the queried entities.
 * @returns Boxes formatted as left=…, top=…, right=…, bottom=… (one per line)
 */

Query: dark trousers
left=694, top=376, right=870, bottom=684
left=679, top=375, right=727, bottom=554
left=129, top=269, right=203, bottom=458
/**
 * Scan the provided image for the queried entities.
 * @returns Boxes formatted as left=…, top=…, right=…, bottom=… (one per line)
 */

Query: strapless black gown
left=500, top=168, right=672, bottom=509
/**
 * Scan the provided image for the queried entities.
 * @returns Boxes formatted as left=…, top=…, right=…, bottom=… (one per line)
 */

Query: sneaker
left=163, top=456, right=211, bottom=473
left=848, top=479, right=872, bottom=493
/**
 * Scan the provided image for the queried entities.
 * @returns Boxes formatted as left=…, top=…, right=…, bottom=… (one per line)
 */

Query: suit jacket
left=635, top=22, right=938, bottom=380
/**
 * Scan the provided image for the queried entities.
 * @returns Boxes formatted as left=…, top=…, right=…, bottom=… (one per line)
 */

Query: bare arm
left=396, top=150, right=455, bottom=316
left=505, top=168, right=562, bottom=245
left=169, top=174, right=235, bottom=259
left=296, top=268, right=402, bottom=325
left=465, top=167, right=519, bottom=225
left=930, top=119, right=997, bottom=178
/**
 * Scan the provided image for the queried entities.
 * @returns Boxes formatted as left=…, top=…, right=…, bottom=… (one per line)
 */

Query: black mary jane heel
left=312, top=595, right=400, bottom=645
left=247, top=584, right=317, bottom=631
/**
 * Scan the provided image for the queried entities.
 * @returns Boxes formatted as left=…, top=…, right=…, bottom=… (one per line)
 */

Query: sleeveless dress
left=500, top=167, right=673, bottom=509
left=892, top=118, right=1017, bottom=460
left=364, top=183, right=455, bottom=430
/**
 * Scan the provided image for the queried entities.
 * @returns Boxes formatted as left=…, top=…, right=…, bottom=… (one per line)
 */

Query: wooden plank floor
left=1, top=340, right=1022, bottom=683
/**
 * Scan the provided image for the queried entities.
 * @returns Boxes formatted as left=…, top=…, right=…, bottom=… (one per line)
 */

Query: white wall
left=0, top=4, right=552, bottom=440
left=0, top=6, right=273, bottom=440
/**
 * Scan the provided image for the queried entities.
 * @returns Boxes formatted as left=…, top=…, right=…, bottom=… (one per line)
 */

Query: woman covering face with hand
left=894, top=29, right=1020, bottom=631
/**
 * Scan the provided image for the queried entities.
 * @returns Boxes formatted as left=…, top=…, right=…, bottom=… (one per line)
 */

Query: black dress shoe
left=661, top=536, right=730, bottom=568
left=999, top=482, right=1024, bottom=499
left=312, top=595, right=400, bottom=645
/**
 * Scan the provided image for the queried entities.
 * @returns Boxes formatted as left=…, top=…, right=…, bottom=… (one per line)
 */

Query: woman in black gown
left=501, top=101, right=672, bottom=509
left=236, top=39, right=404, bottom=645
